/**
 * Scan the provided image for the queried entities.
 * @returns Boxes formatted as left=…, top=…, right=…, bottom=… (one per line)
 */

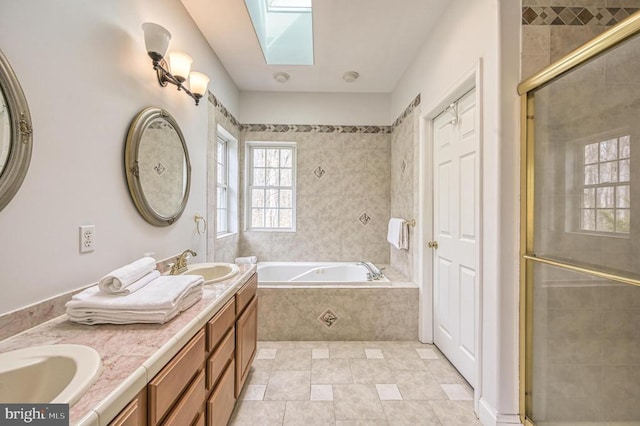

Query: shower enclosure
left=519, top=12, right=640, bottom=426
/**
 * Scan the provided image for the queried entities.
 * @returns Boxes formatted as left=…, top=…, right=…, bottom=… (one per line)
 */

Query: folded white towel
left=98, top=257, right=157, bottom=294
left=235, top=256, right=258, bottom=264
left=69, top=274, right=203, bottom=311
left=387, top=218, right=409, bottom=250
left=66, top=285, right=202, bottom=325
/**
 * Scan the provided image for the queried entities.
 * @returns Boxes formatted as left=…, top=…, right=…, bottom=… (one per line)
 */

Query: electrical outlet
left=79, top=225, right=95, bottom=253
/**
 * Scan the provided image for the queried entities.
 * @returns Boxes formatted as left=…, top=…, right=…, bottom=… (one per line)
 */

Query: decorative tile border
left=208, top=91, right=420, bottom=134
left=207, top=92, right=241, bottom=129
left=391, top=94, right=421, bottom=129
left=522, top=6, right=639, bottom=26
left=241, top=123, right=392, bottom=134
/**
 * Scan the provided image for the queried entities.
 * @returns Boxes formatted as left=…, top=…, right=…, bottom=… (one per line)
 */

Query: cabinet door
left=235, top=296, right=257, bottom=397
left=109, top=389, right=147, bottom=426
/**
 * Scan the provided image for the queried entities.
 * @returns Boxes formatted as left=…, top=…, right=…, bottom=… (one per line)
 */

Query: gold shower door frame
left=517, top=12, right=640, bottom=426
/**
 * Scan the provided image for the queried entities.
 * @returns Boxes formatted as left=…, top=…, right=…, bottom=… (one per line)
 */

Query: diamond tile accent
left=522, top=6, right=639, bottom=26
left=153, top=162, right=166, bottom=176
left=313, top=165, right=326, bottom=179
left=401, top=159, right=407, bottom=175
left=358, top=212, right=372, bottom=226
left=318, top=309, right=339, bottom=327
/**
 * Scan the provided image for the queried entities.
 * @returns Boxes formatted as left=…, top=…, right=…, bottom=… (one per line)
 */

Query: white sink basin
left=184, top=262, right=239, bottom=284
left=0, top=344, right=102, bottom=406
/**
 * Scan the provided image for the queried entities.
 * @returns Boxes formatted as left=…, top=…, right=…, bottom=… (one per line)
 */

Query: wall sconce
left=142, top=22, right=210, bottom=106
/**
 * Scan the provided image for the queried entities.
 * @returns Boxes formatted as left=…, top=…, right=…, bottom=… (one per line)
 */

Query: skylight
left=244, top=0, right=314, bottom=65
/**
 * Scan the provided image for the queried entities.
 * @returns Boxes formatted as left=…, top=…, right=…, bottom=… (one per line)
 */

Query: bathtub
left=257, top=261, right=389, bottom=285
left=255, top=261, right=419, bottom=340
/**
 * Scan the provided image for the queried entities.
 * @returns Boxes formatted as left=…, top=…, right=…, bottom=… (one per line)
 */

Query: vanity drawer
left=207, top=327, right=235, bottom=392
left=235, top=274, right=257, bottom=316
left=149, top=329, right=205, bottom=425
left=207, top=359, right=236, bottom=426
left=161, top=369, right=205, bottom=426
left=207, top=297, right=235, bottom=353
left=109, top=388, right=146, bottom=426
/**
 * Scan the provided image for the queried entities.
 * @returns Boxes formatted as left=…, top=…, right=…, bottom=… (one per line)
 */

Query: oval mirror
left=124, top=107, right=191, bottom=226
left=0, top=48, right=33, bottom=212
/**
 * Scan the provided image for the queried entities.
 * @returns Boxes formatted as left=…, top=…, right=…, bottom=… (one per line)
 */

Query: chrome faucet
left=170, top=249, right=197, bottom=275
left=357, top=261, right=384, bottom=281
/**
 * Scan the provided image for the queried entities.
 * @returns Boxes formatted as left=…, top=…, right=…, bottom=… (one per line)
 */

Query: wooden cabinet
left=148, top=329, right=205, bottom=426
left=235, top=275, right=258, bottom=398
left=110, top=273, right=258, bottom=426
left=109, top=389, right=147, bottom=426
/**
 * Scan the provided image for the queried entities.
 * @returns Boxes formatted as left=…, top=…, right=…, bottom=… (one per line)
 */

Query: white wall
left=391, top=0, right=521, bottom=424
left=239, top=91, right=390, bottom=125
left=0, top=0, right=239, bottom=315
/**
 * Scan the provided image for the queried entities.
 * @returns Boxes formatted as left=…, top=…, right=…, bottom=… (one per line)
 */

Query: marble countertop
left=0, top=264, right=257, bottom=426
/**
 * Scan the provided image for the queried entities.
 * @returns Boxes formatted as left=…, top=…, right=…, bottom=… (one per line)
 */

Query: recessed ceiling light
left=343, top=71, right=360, bottom=83
left=273, top=72, right=290, bottom=83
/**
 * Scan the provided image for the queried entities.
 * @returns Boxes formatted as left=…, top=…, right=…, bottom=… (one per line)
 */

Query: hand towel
left=235, top=256, right=258, bottom=264
left=387, top=218, right=409, bottom=250
left=98, top=257, right=157, bottom=294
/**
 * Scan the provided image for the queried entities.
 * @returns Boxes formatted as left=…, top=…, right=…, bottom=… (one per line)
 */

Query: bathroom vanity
left=0, top=265, right=258, bottom=426
left=110, top=273, right=257, bottom=426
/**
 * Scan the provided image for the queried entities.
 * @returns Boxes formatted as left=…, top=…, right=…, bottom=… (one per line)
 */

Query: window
left=215, top=125, right=238, bottom=237
left=581, top=135, right=630, bottom=234
left=246, top=142, right=296, bottom=231
left=216, top=136, right=229, bottom=235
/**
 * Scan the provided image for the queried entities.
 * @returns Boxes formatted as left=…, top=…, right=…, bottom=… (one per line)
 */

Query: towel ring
left=194, top=213, right=207, bottom=235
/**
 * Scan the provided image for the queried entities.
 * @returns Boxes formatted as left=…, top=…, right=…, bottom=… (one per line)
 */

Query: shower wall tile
left=238, top=130, right=391, bottom=264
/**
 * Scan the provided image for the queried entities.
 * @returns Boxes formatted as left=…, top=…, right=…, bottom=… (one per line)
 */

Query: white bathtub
left=257, top=261, right=390, bottom=285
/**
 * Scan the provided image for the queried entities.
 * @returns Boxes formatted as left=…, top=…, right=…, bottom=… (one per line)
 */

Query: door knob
left=428, top=240, right=439, bottom=249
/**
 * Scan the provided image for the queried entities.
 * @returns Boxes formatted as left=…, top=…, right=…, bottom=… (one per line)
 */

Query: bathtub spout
left=356, top=261, right=382, bottom=281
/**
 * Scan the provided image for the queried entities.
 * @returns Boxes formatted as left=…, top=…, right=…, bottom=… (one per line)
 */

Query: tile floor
left=229, top=341, right=480, bottom=426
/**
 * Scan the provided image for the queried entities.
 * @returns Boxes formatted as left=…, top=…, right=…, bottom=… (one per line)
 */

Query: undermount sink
left=0, top=344, right=102, bottom=406
left=184, top=262, right=239, bottom=284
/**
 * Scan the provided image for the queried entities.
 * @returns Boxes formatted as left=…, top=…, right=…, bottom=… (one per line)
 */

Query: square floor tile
left=382, top=400, right=441, bottom=425
left=272, top=349, right=312, bottom=371
left=350, top=359, right=394, bottom=384
left=242, top=384, right=267, bottom=401
left=429, top=400, right=481, bottom=425
left=333, top=384, right=386, bottom=420
left=416, top=348, right=439, bottom=359
left=229, top=400, right=286, bottom=425
left=312, top=348, right=330, bottom=359
left=441, top=384, right=473, bottom=400
left=264, top=371, right=311, bottom=401
left=365, top=348, right=384, bottom=359
left=375, top=384, right=403, bottom=401
left=310, top=384, right=333, bottom=401
left=257, top=348, right=278, bottom=360
left=283, top=401, right=335, bottom=426
left=312, top=358, right=353, bottom=384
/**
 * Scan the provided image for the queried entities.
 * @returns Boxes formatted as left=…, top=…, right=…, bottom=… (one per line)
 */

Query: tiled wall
left=389, top=96, right=421, bottom=279
left=238, top=128, right=391, bottom=263
left=521, top=1, right=640, bottom=79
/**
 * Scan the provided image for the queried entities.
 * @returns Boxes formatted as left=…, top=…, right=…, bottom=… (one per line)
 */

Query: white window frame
left=576, top=132, right=630, bottom=236
left=216, top=125, right=238, bottom=239
left=216, top=136, right=229, bottom=235
left=245, top=141, right=296, bottom=232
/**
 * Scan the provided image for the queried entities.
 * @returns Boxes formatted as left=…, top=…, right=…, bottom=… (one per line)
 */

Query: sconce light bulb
left=169, top=51, right=193, bottom=83
left=142, top=22, right=171, bottom=61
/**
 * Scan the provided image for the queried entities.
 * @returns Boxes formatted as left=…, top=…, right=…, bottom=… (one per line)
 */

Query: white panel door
left=432, top=88, right=478, bottom=387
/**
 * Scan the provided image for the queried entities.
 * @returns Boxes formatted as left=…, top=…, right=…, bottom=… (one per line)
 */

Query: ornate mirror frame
left=0, top=48, right=33, bottom=212
left=124, top=107, right=191, bottom=227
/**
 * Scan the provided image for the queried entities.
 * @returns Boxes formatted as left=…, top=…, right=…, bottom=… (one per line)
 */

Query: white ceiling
left=181, top=0, right=448, bottom=93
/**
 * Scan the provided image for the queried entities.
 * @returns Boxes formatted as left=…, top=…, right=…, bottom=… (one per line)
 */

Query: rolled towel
left=235, top=256, right=257, bottom=264
left=98, top=257, right=157, bottom=294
